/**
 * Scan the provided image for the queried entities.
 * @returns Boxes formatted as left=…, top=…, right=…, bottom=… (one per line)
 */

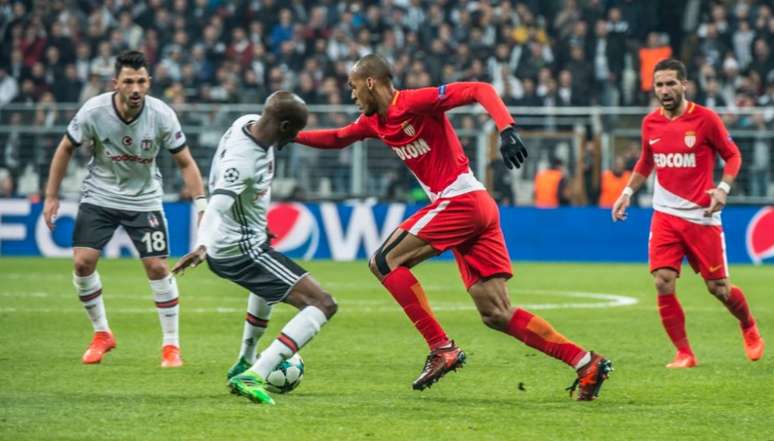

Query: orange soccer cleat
left=567, top=352, right=613, bottom=401
left=411, top=341, right=466, bottom=390
left=82, top=331, right=116, bottom=364
left=161, top=345, right=183, bottom=368
left=742, top=323, right=765, bottom=361
left=666, top=351, right=698, bottom=368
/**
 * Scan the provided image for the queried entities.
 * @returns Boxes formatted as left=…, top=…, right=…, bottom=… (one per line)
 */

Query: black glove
left=499, top=126, right=528, bottom=169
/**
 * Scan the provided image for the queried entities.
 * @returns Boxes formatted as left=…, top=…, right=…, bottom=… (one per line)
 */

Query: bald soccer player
left=295, top=54, right=613, bottom=401
left=173, top=91, right=337, bottom=405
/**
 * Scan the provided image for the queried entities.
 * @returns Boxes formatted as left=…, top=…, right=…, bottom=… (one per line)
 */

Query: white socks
left=240, top=293, right=273, bottom=363
left=150, top=275, right=180, bottom=348
left=250, top=306, right=327, bottom=379
left=74, top=271, right=109, bottom=332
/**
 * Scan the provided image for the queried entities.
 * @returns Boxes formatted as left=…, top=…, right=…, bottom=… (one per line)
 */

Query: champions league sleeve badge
left=224, top=167, right=240, bottom=183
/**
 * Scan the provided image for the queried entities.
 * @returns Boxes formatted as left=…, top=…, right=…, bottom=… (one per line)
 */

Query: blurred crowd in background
left=0, top=0, right=772, bottom=205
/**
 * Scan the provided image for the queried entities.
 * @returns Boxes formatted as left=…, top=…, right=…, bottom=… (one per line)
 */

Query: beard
left=660, top=93, right=682, bottom=110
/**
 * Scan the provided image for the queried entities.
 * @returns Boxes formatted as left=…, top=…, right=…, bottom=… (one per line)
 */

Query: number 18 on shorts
left=73, top=203, right=169, bottom=258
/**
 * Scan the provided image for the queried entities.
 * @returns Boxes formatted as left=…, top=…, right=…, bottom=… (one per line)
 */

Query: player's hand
left=43, top=196, right=60, bottom=231
left=172, top=245, right=207, bottom=275
left=704, top=187, right=727, bottom=217
left=499, top=126, right=528, bottom=169
left=612, top=193, right=630, bottom=222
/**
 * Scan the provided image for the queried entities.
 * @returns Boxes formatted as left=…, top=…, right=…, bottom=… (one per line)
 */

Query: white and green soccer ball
left=265, top=353, right=304, bottom=394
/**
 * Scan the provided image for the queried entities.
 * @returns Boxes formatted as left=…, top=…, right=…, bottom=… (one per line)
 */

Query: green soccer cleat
left=228, top=371, right=276, bottom=405
left=227, top=357, right=252, bottom=380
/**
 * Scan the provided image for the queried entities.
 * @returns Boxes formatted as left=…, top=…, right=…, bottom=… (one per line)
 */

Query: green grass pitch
left=1, top=258, right=772, bottom=440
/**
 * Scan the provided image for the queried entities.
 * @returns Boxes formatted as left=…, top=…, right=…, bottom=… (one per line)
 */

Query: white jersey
left=206, top=114, right=275, bottom=259
left=66, top=92, right=187, bottom=211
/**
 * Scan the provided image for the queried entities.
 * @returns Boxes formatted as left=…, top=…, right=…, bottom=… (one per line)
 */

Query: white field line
left=0, top=288, right=638, bottom=313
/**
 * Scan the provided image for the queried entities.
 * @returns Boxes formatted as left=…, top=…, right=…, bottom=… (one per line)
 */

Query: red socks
left=506, top=308, right=586, bottom=367
left=381, top=267, right=449, bottom=350
left=658, top=293, right=693, bottom=354
left=724, top=285, right=755, bottom=329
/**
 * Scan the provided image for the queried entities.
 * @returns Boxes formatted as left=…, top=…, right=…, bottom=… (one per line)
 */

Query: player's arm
left=295, top=117, right=374, bottom=149
left=705, top=112, right=742, bottom=216
left=171, top=192, right=234, bottom=275
left=404, top=82, right=528, bottom=168
left=612, top=127, right=654, bottom=222
left=43, top=122, right=81, bottom=231
left=171, top=146, right=207, bottom=224
left=173, top=153, right=251, bottom=274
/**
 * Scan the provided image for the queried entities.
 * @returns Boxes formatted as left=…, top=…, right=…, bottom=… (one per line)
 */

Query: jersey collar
left=242, top=121, right=271, bottom=151
left=659, top=101, right=695, bottom=121
left=111, top=92, right=146, bottom=125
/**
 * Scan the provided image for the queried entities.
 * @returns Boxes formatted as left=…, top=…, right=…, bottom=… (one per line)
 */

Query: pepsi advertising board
left=0, top=199, right=772, bottom=265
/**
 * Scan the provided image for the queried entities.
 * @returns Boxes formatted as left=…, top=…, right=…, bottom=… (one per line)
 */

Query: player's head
left=113, top=50, right=151, bottom=110
left=348, top=54, right=393, bottom=116
left=263, top=90, right=308, bottom=148
left=653, top=58, right=688, bottom=112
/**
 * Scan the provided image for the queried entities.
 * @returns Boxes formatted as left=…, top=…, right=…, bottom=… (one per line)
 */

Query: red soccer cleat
left=567, top=352, right=613, bottom=401
left=82, top=331, right=116, bottom=364
left=161, top=345, right=183, bottom=368
left=411, top=341, right=466, bottom=390
left=666, top=351, right=698, bottom=369
left=742, top=323, right=765, bottom=361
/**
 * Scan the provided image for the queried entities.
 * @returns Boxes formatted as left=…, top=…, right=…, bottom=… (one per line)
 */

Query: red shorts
left=400, top=190, right=512, bottom=289
left=649, top=210, right=728, bottom=280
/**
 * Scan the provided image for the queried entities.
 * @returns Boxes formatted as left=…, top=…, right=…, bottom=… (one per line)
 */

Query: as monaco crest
left=684, top=131, right=696, bottom=148
left=401, top=121, right=416, bottom=137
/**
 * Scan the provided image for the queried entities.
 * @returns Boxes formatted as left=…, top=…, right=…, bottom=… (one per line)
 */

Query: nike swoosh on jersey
left=709, top=264, right=723, bottom=272
left=649, top=138, right=661, bottom=145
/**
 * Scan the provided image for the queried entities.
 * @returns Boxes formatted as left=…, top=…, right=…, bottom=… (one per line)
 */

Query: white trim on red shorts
left=409, top=200, right=450, bottom=236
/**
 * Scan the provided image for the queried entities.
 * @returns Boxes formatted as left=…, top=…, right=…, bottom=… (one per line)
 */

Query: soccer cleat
left=228, top=371, right=275, bottom=405
left=411, top=341, right=466, bottom=391
left=82, top=331, right=116, bottom=364
left=227, top=357, right=252, bottom=380
left=742, top=323, right=765, bottom=361
left=566, top=352, right=613, bottom=401
left=666, top=351, right=698, bottom=369
left=161, top=345, right=183, bottom=368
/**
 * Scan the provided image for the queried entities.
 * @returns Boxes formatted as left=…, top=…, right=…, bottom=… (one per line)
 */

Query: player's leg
left=125, top=209, right=182, bottom=367
left=686, top=224, right=765, bottom=361
left=140, top=256, right=182, bottom=367
left=248, top=275, right=337, bottom=381
left=467, top=277, right=611, bottom=400
left=369, top=229, right=467, bottom=390
left=368, top=228, right=450, bottom=350
left=224, top=248, right=335, bottom=404
left=227, top=293, right=273, bottom=379
left=653, top=268, right=696, bottom=368
left=649, top=211, right=696, bottom=368
left=71, top=203, right=119, bottom=364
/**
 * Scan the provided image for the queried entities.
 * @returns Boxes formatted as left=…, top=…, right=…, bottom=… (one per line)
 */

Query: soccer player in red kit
left=295, top=54, right=612, bottom=400
left=612, top=58, right=765, bottom=368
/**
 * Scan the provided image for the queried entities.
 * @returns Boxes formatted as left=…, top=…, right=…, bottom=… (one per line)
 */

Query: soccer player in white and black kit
left=172, top=91, right=337, bottom=405
left=43, top=51, right=206, bottom=368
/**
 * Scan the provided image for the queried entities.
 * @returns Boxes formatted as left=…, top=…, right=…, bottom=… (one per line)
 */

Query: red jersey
left=295, top=82, right=514, bottom=201
left=634, top=102, right=741, bottom=225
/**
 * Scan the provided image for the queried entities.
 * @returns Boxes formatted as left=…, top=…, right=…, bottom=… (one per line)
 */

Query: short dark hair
left=114, top=50, right=148, bottom=77
left=352, top=54, right=393, bottom=83
left=653, top=58, right=687, bottom=80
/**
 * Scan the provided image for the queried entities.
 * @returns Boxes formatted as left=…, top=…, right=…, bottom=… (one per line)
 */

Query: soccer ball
left=265, top=353, right=304, bottom=394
